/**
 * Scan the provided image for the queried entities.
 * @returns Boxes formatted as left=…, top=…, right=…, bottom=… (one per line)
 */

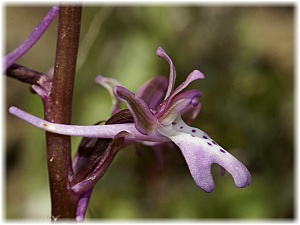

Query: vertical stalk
left=44, top=5, right=81, bottom=220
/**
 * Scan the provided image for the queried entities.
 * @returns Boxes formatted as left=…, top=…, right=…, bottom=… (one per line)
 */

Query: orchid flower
left=9, top=47, right=251, bottom=193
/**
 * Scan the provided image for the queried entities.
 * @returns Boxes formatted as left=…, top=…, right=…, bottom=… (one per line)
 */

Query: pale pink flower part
left=9, top=47, right=251, bottom=192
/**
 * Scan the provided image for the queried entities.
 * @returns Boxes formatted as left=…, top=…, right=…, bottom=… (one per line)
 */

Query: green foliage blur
left=5, top=5, right=294, bottom=220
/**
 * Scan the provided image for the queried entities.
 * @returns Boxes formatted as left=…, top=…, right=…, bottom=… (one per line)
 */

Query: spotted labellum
left=9, top=47, right=251, bottom=193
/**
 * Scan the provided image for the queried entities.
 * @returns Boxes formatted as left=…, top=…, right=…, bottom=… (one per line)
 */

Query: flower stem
left=44, top=5, right=81, bottom=220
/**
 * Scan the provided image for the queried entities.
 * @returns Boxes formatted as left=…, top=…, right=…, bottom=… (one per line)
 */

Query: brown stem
left=44, top=5, right=81, bottom=220
left=6, top=63, right=44, bottom=85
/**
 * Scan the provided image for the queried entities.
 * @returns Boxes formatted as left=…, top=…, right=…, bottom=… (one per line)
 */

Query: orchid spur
left=9, top=47, right=251, bottom=193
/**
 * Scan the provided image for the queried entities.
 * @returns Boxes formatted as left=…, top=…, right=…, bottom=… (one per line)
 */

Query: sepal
left=114, top=86, right=157, bottom=135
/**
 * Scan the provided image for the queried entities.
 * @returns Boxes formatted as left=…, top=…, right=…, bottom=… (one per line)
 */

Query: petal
left=156, top=47, right=176, bottom=100
left=114, top=86, right=157, bottom=135
left=105, top=109, right=134, bottom=124
left=157, top=90, right=202, bottom=126
left=157, top=119, right=251, bottom=192
left=76, top=189, right=93, bottom=222
left=72, top=138, right=112, bottom=184
left=95, top=75, right=122, bottom=115
left=95, top=75, right=122, bottom=92
left=9, top=106, right=169, bottom=142
left=181, top=103, right=201, bottom=125
left=168, top=70, right=205, bottom=102
left=72, top=131, right=130, bottom=195
left=4, top=6, right=59, bottom=70
left=72, top=121, right=104, bottom=175
left=136, top=76, right=168, bottom=110
left=72, top=109, right=134, bottom=176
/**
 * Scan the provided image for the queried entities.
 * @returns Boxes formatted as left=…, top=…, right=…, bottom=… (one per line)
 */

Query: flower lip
left=157, top=117, right=251, bottom=193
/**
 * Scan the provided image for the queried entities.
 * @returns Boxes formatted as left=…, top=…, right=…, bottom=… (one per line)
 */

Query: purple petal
left=76, top=189, right=93, bottom=222
left=72, top=131, right=130, bottom=195
left=9, top=106, right=169, bottom=143
left=4, top=6, right=59, bottom=70
left=158, top=119, right=251, bottom=192
left=181, top=103, right=201, bottom=125
left=157, top=90, right=202, bottom=126
left=95, top=75, right=121, bottom=92
left=136, top=76, right=168, bottom=110
left=114, top=86, right=157, bottom=135
left=156, top=47, right=176, bottom=100
left=105, top=109, right=134, bottom=124
left=72, top=135, right=99, bottom=175
left=95, top=75, right=122, bottom=115
left=169, top=70, right=205, bottom=101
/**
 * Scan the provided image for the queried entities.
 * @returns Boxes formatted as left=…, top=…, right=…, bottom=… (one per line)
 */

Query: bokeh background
left=5, top=5, right=294, bottom=220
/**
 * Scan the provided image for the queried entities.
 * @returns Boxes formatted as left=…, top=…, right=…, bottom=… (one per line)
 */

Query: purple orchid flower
left=9, top=47, right=251, bottom=193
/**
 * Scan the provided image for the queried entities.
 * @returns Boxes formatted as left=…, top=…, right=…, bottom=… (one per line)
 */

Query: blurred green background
left=5, top=5, right=294, bottom=220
